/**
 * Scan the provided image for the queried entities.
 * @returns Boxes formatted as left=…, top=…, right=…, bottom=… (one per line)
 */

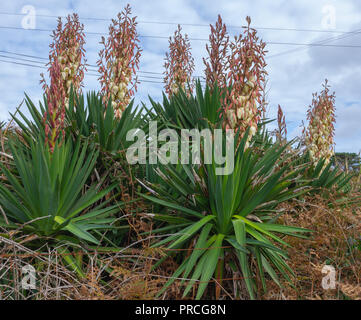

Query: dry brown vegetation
left=1, top=186, right=360, bottom=300
left=263, top=191, right=361, bottom=300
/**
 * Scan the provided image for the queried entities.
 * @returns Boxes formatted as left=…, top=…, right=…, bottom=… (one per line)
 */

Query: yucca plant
left=10, top=94, right=48, bottom=145
left=149, top=81, right=223, bottom=132
left=65, top=91, right=149, bottom=213
left=141, top=129, right=311, bottom=299
left=0, top=137, right=119, bottom=245
left=66, top=91, right=147, bottom=155
left=300, top=153, right=353, bottom=196
left=142, top=82, right=223, bottom=185
left=12, top=91, right=147, bottom=157
left=12, top=90, right=148, bottom=246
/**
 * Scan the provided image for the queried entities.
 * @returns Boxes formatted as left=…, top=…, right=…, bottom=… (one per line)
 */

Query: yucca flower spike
left=305, top=79, right=336, bottom=167
left=225, top=16, right=267, bottom=147
left=164, top=24, right=195, bottom=98
left=204, top=15, right=229, bottom=94
left=41, top=13, right=86, bottom=110
left=40, top=13, right=86, bottom=151
left=97, top=4, right=141, bottom=119
left=277, top=104, right=287, bottom=144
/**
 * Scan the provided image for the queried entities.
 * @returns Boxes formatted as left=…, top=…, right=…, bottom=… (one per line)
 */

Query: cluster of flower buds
left=224, top=16, right=267, bottom=148
left=276, top=104, right=287, bottom=144
left=98, top=4, right=141, bottom=119
left=43, top=61, right=67, bottom=152
left=164, top=25, right=195, bottom=97
left=203, top=15, right=229, bottom=93
left=305, top=79, right=336, bottom=166
left=40, top=14, right=86, bottom=152
left=41, top=14, right=86, bottom=109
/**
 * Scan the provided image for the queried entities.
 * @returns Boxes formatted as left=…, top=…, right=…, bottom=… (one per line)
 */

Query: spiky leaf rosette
left=97, top=4, right=141, bottom=119
left=0, top=137, right=118, bottom=245
left=141, top=130, right=310, bottom=300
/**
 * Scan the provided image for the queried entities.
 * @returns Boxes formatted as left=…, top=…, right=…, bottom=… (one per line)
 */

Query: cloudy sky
left=1, top=0, right=361, bottom=152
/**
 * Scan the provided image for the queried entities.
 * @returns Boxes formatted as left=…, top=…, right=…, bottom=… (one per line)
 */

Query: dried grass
left=1, top=190, right=360, bottom=300
left=262, top=192, right=361, bottom=300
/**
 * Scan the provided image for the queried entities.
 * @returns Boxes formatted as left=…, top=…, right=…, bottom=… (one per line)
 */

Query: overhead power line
left=0, top=11, right=350, bottom=34
left=2, top=25, right=361, bottom=48
left=0, top=55, right=206, bottom=84
left=0, top=58, right=165, bottom=83
left=268, top=27, right=361, bottom=58
left=0, top=58, right=46, bottom=69
left=0, top=49, right=48, bottom=60
left=0, top=49, right=163, bottom=75
left=0, top=54, right=45, bottom=65
left=0, top=50, right=206, bottom=79
left=138, top=21, right=348, bottom=34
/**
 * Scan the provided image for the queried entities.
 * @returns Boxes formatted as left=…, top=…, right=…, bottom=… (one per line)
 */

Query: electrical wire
left=0, top=11, right=350, bottom=34
left=2, top=25, right=361, bottom=47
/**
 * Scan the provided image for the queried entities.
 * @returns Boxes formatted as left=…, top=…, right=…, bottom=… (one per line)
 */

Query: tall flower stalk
left=225, top=16, right=267, bottom=148
left=203, top=15, right=229, bottom=93
left=98, top=4, right=141, bottom=119
left=40, top=14, right=86, bottom=151
left=43, top=61, right=66, bottom=152
left=276, top=104, right=287, bottom=144
left=305, top=79, right=336, bottom=166
left=41, top=13, right=86, bottom=109
left=164, top=25, right=195, bottom=97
